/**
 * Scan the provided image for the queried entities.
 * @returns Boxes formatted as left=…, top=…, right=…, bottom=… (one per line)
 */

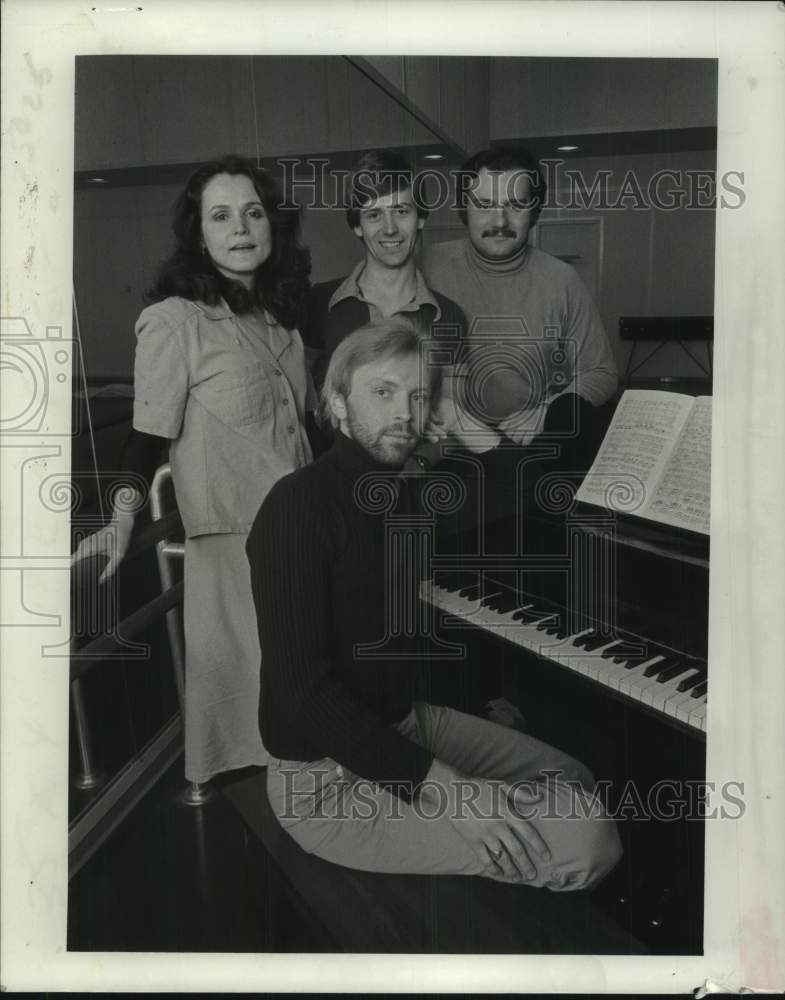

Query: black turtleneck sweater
left=246, top=432, right=434, bottom=792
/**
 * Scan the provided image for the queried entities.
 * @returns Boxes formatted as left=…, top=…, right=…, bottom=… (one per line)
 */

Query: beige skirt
left=183, top=532, right=270, bottom=783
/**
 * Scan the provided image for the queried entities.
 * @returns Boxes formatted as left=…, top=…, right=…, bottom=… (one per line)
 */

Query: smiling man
left=422, top=147, right=618, bottom=454
left=304, top=149, right=466, bottom=398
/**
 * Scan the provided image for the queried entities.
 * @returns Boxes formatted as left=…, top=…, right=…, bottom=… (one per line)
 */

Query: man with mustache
left=246, top=321, right=622, bottom=896
left=421, top=147, right=617, bottom=461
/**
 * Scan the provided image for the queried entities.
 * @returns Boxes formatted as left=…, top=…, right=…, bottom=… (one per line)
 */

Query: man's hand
left=426, top=394, right=501, bottom=454
left=71, top=510, right=135, bottom=583
left=423, top=760, right=550, bottom=881
left=498, top=399, right=550, bottom=447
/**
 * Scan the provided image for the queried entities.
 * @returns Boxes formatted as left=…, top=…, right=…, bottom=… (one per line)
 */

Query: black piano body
left=417, top=448, right=709, bottom=953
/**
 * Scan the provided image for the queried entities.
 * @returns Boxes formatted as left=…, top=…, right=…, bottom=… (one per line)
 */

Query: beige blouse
left=133, top=296, right=313, bottom=537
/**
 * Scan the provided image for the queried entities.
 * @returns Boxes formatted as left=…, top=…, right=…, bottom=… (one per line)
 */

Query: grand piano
left=417, top=441, right=709, bottom=953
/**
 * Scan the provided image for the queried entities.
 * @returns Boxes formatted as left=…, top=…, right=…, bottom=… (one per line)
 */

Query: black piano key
left=511, top=606, right=547, bottom=623
left=458, top=583, right=483, bottom=599
left=643, top=655, right=679, bottom=677
left=480, top=594, right=503, bottom=609
left=677, top=669, right=707, bottom=693
left=572, top=629, right=600, bottom=648
left=690, top=680, right=708, bottom=698
left=655, top=660, right=691, bottom=684
left=582, top=633, right=618, bottom=652
left=483, top=591, right=519, bottom=613
left=609, top=642, right=649, bottom=664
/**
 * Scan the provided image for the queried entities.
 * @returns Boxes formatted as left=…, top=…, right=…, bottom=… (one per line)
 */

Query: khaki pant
left=266, top=703, right=622, bottom=891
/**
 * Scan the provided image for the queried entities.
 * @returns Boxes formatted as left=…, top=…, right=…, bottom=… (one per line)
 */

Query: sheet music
left=575, top=390, right=693, bottom=516
left=648, top=396, right=711, bottom=534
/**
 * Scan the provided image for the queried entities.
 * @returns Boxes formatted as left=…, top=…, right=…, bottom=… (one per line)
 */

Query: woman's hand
left=71, top=509, right=136, bottom=583
left=422, top=760, right=550, bottom=881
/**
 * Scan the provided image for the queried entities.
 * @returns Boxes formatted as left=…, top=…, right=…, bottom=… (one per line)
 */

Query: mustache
left=382, top=424, right=416, bottom=438
left=482, top=227, right=518, bottom=239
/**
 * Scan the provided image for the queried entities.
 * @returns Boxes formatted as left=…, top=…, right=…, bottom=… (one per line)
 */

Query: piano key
left=666, top=690, right=698, bottom=723
left=688, top=698, right=707, bottom=729
left=676, top=694, right=703, bottom=726
left=642, top=671, right=696, bottom=713
left=617, top=661, right=663, bottom=699
left=655, top=660, right=692, bottom=684
left=676, top=669, right=705, bottom=693
left=504, top=614, right=561, bottom=649
left=597, top=654, right=661, bottom=697
left=548, top=631, right=596, bottom=672
left=564, top=644, right=638, bottom=685
left=535, top=628, right=594, bottom=660
left=690, top=680, right=708, bottom=698
left=644, top=655, right=679, bottom=677
left=421, top=580, right=707, bottom=733
left=511, top=605, right=548, bottom=623
left=608, top=641, right=649, bottom=664
left=580, top=632, right=622, bottom=652
left=571, top=629, right=600, bottom=649
left=429, top=585, right=489, bottom=622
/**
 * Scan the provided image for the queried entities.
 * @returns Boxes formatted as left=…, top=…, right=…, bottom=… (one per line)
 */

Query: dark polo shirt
left=303, top=263, right=467, bottom=390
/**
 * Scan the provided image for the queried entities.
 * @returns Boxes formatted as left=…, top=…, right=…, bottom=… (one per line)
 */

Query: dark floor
left=68, top=748, right=701, bottom=957
left=68, top=756, right=333, bottom=952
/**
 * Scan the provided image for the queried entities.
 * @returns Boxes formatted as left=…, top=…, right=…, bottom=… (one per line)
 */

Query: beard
left=345, top=412, right=418, bottom=465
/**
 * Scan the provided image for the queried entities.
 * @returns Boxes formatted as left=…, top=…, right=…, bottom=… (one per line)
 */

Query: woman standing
left=75, top=155, right=314, bottom=783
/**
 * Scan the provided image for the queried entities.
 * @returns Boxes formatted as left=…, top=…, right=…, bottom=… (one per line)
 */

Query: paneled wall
left=489, top=57, right=717, bottom=140
left=75, top=56, right=437, bottom=171
left=365, top=56, right=490, bottom=154
left=74, top=55, right=718, bottom=381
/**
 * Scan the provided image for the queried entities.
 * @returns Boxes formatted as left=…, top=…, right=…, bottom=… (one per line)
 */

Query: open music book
left=575, top=389, right=711, bottom=535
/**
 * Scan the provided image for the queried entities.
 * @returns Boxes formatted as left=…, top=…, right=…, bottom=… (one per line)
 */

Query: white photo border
left=2, top=0, right=784, bottom=992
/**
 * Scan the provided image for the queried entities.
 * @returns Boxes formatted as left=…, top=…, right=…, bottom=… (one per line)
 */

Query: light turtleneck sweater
left=421, top=239, right=618, bottom=431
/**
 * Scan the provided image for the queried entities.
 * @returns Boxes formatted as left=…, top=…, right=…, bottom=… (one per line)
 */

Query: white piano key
left=532, top=627, right=586, bottom=659
left=498, top=605, right=536, bottom=642
left=675, top=693, right=700, bottom=725
left=642, top=668, right=702, bottom=713
left=688, top=697, right=707, bottom=730
left=618, top=663, right=661, bottom=699
left=662, top=687, right=691, bottom=718
left=500, top=615, right=554, bottom=648
left=563, top=647, right=616, bottom=681
left=548, top=629, right=594, bottom=662
left=421, top=581, right=707, bottom=732
left=607, top=655, right=663, bottom=693
left=641, top=673, right=689, bottom=711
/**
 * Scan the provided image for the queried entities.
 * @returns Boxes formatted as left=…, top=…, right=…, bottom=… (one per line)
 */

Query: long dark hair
left=146, top=154, right=311, bottom=330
